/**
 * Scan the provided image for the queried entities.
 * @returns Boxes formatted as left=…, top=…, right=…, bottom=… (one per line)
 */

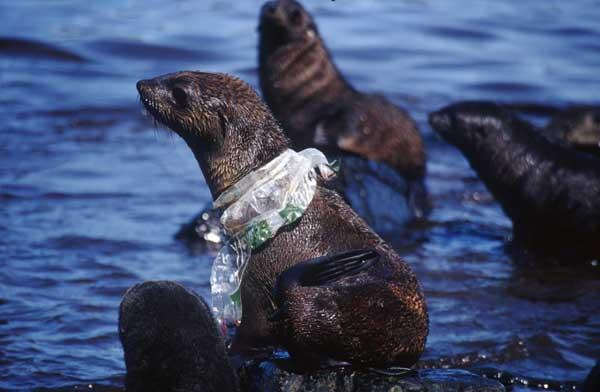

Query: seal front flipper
left=278, top=248, right=379, bottom=289
left=270, top=249, right=378, bottom=321
left=270, top=249, right=378, bottom=324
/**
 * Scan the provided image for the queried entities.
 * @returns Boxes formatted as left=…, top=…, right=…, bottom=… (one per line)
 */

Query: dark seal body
left=258, top=0, right=426, bottom=184
left=429, top=101, right=600, bottom=260
left=137, top=71, right=428, bottom=367
left=119, top=281, right=239, bottom=392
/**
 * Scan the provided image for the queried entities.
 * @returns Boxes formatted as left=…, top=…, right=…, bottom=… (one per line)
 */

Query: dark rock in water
left=236, top=358, right=505, bottom=392
left=176, top=155, right=425, bottom=251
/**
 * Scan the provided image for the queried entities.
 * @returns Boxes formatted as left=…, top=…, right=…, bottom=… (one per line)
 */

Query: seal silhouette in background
left=258, top=0, right=429, bottom=217
left=429, top=101, right=600, bottom=261
left=505, top=102, right=600, bottom=157
left=137, top=71, right=428, bottom=367
left=119, top=281, right=239, bottom=392
left=544, top=105, right=600, bottom=157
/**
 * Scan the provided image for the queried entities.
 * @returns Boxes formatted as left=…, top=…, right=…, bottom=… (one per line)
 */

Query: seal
left=258, top=0, right=428, bottom=203
left=429, top=101, right=600, bottom=260
left=137, top=71, right=428, bottom=367
left=544, top=105, right=600, bottom=156
left=119, top=280, right=239, bottom=392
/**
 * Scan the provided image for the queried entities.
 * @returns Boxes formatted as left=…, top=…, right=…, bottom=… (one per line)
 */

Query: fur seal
left=503, top=103, right=600, bottom=156
left=119, top=280, right=239, bottom=392
left=258, top=0, right=428, bottom=214
left=544, top=105, right=600, bottom=156
left=137, top=71, right=428, bottom=367
left=429, top=101, right=600, bottom=260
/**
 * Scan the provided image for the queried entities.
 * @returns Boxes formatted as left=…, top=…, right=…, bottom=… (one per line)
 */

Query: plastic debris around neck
left=210, top=148, right=333, bottom=326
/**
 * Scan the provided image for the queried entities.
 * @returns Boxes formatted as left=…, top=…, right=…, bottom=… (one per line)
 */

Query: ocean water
left=1, top=0, right=599, bottom=390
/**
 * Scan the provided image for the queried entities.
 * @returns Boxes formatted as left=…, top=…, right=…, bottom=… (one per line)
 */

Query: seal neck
left=214, top=148, right=333, bottom=238
left=188, top=135, right=287, bottom=202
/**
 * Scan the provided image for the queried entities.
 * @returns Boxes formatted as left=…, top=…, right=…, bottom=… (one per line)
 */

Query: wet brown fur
left=119, top=281, right=239, bottom=392
left=258, top=0, right=425, bottom=180
left=137, top=71, right=428, bottom=367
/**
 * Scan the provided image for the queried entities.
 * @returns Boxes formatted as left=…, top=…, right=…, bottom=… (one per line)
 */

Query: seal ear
left=216, top=110, right=229, bottom=142
left=218, top=111, right=227, bottom=131
left=172, top=86, right=188, bottom=108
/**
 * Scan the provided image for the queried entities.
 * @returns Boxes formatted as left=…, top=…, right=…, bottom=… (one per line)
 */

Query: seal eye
left=289, top=9, right=302, bottom=25
left=172, top=87, right=188, bottom=108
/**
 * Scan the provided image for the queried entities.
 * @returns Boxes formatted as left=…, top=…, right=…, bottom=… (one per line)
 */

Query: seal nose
left=136, top=79, right=150, bottom=95
left=261, top=1, right=279, bottom=16
left=428, top=110, right=452, bottom=133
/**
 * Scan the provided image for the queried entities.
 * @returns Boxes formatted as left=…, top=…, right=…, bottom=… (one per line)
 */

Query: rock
left=236, top=358, right=505, bottom=392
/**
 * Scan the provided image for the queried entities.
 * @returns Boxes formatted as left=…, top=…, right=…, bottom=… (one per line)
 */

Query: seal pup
left=429, top=101, right=600, bottom=260
left=504, top=103, right=600, bottom=156
left=119, top=281, right=239, bottom=392
left=544, top=105, right=600, bottom=156
left=137, top=71, right=428, bottom=367
left=258, top=0, right=428, bottom=215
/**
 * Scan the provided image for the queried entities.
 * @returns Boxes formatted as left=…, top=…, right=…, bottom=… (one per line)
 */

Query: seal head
left=259, top=0, right=318, bottom=52
left=137, top=71, right=288, bottom=199
left=119, top=281, right=239, bottom=392
left=428, top=101, right=516, bottom=155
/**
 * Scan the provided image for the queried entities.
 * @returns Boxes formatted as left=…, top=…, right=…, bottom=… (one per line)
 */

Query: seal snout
left=261, top=1, right=278, bottom=16
left=136, top=79, right=155, bottom=103
left=260, top=0, right=285, bottom=24
left=428, top=109, right=453, bottom=135
left=136, top=78, right=169, bottom=118
left=135, top=79, right=148, bottom=94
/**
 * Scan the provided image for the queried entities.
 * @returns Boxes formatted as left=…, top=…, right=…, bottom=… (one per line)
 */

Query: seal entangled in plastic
left=209, top=148, right=335, bottom=325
